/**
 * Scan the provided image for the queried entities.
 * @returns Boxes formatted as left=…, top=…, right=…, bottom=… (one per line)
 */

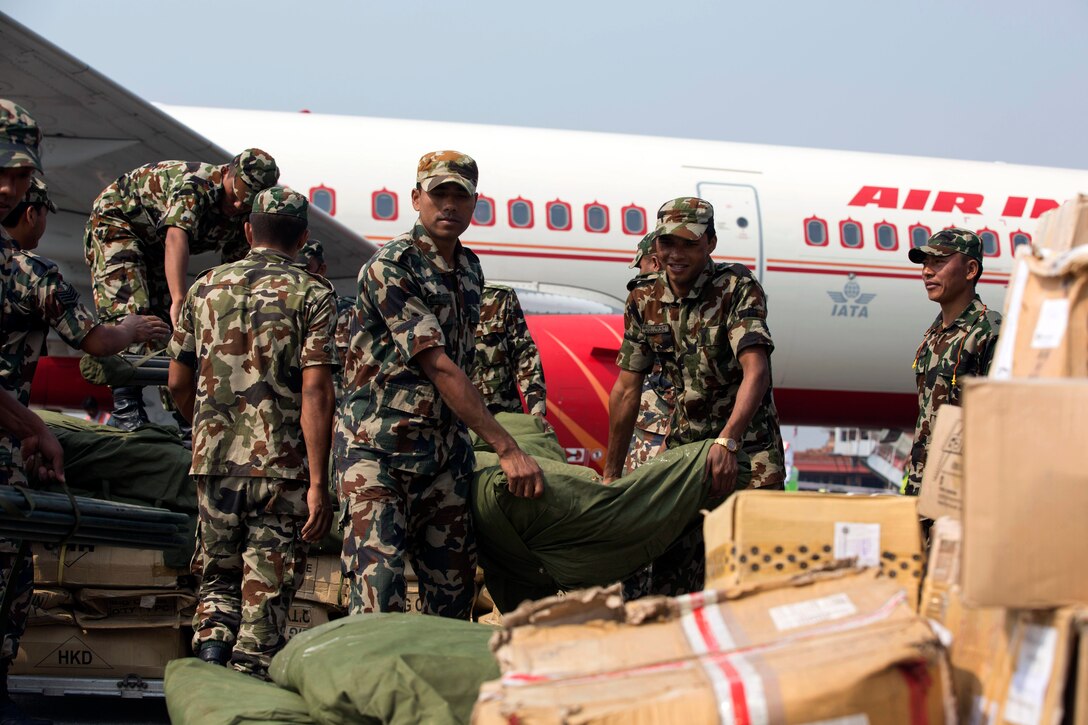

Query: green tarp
left=269, top=613, right=499, bottom=725
left=165, top=658, right=316, bottom=725
left=471, top=413, right=750, bottom=612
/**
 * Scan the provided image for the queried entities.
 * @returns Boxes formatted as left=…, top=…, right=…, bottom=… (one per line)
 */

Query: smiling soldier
left=604, top=197, right=784, bottom=597
left=904, top=228, right=1001, bottom=496
left=336, top=150, right=544, bottom=619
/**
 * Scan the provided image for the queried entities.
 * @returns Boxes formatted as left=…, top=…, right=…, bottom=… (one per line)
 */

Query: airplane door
left=695, top=182, right=764, bottom=281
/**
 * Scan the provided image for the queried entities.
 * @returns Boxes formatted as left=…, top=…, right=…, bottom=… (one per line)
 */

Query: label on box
left=833, top=522, right=881, bottom=568
left=1004, top=624, right=1058, bottom=725
left=1030, top=299, right=1070, bottom=350
left=768, top=593, right=857, bottom=631
left=139, top=595, right=156, bottom=609
left=801, top=716, right=870, bottom=725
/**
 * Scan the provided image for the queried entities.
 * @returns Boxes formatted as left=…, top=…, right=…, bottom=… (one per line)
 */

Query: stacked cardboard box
left=475, top=569, right=952, bottom=723
left=913, top=196, right=1088, bottom=723
left=13, top=544, right=194, bottom=679
left=287, top=553, right=345, bottom=640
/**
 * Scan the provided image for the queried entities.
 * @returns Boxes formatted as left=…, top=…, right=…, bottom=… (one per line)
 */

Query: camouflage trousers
left=0, top=539, right=33, bottom=663
left=624, top=426, right=667, bottom=474
left=338, top=456, right=476, bottom=619
left=192, top=475, right=308, bottom=679
left=83, top=215, right=171, bottom=353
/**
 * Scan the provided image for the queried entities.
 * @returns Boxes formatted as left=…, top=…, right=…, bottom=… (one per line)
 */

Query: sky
left=5, top=0, right=1088, bottom=170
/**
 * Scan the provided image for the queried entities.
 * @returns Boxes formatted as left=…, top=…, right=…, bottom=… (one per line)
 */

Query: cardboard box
left=11, top=625, right=186, bottom=679
left=284, top=601, right=332, bottom=642
left=704, top=491, right=924, bottom=603
left=294, top=555, right=345, bottom=608
left=32, top=544, right=186, bottom=589
left=990, top=196, right=1088, bottom=380
left=492, top=569, right=917, bottom=681
left=475, top=614, right=950, bottom=724
left=917, top=406, right=964, bottom=520
left=72, top=588, right=196, bottom=629
left=27, top=588, right=74, bottom=626
left=920, top=517, right=1015, bottom=723
left=961, top=379, right=1088, bottom=608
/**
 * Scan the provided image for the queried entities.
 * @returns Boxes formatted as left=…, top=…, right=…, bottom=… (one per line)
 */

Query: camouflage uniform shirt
left=616, top=261, right=785, bottom=487
left=332, top=294, right=354, bottom=402
left=168, top=247, right=338, bottom=480
left=470, top=284, right=546, bottom=416
left=0, top=233, right=98, bottom=483
left=906, top=295, right=1001, bottom=494
left=336, top=220, right=483, bottom=476
left=91, top=160, right=249, bottom=260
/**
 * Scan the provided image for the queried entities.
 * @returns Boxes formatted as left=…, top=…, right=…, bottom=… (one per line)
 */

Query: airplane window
left=980, top=230, right=999, bottom=257
left=546, top=201, right=572, bottom=231
left=473, top=196, right=495, bottom=226
left=509, top=198, right=534, bottom=229
left=1011, top=231, right=1031, bottom=252
left=875, top=223, right=898, bottom=251
left=585, top=203, right=610, bottom=233
left=309, top=185, right=336, bottom=216
left=804, top=217, right=828, bottom=246
left=372, top=189, right=398, bottom=221
left=840, top=220, right=863, bottom=248
left=909, top=224, right=931, bottom=248
left=622, top=205, right=646, bottom=235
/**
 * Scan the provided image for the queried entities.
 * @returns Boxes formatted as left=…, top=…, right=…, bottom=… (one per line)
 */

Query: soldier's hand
left=705, top=445, right=738, bottom=498
left=301, top=484, right=333, bottom=542
left=22, top=425, right=65, bottom=484
left=499, top=448, right=545, bottom=499
left=121, top=314, right=171, bottom=344
left=169, top=300, right=184, bottom=329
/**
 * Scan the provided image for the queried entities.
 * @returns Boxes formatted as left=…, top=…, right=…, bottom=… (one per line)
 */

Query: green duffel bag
left=270, top=613, right=498, bottom=725
left=165, top=658, right=316, bottom=725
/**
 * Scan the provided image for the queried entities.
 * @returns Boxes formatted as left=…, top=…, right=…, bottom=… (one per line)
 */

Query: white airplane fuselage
left=159, top=105, right=1088, bottom=415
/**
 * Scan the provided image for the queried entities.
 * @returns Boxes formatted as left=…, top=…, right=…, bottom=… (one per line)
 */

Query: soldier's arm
left=416, top=346, right=544, bottom=499
left=166, top=360, right=196, bottom=422
left=706, top=346, right=770, bottom=496
left=164, top=226, right=191, bottom=326
left=299, top=365, right=334, bottom=543
left=81, top=314, right=171, bottom=356
left=603, top=290, right=653, bottom=482
left=0, top=393, right=64, bottom=482
left=507, top=291, right=547, bottom=416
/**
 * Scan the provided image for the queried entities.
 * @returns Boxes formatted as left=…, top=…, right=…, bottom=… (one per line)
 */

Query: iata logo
left=828, top=274, right=875, bottom=318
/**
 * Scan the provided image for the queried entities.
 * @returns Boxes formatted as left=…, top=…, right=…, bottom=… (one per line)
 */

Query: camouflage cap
left=25, top=176, right=56, bottom=213
left=629, top=231, right=658, bottom=268
left=416, top=150, right=478, bottom=195
left=252, top=186, right=308, bottom=220
left=300, top=238, right=325, bottom=262
left=231, top=148, right=279, bottom=202
left=908, top=227, right=984, bottom=264
left=0, top=99, right=42, bottom=171
left=655, top=197, right=714, bottom=240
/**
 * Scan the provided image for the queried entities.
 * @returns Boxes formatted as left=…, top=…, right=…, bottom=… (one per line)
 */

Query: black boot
left=109, top=386, right=149, bottom=432
left=0, top=660, right=52, bottom=725
left=196, top=641, right=230, bottom=666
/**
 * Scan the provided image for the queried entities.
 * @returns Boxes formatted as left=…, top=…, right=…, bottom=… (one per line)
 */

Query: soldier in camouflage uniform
left=84, top=150, right=280, bottom=430
left=299, top=239, right=355, bottom=403
left=605, top=197, right=785, bottom=597
left=470, top=284, right=547, bottom=417
left=1, top=177, right=55, bottom=250
left=335, top=151, right=543, bottom=619
left=624, top=232, right=675, bottom=473
left=905, top=228, right=1001, bottom=496
left=167, top=186, right=336, bottom=679
left=0, top=99, right=169, bottom=721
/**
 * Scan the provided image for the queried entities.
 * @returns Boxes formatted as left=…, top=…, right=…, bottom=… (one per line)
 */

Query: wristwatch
left=713, top=437, right=739, bottom=454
